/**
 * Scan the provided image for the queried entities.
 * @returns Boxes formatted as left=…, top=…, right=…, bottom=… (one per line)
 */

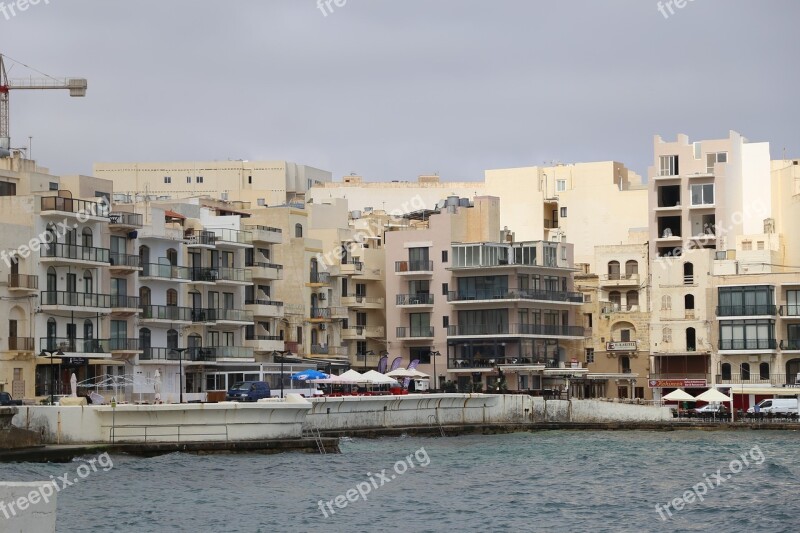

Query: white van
left=747, top=398, right=799, bottom=414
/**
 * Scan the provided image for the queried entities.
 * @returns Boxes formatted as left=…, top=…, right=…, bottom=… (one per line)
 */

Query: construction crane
left=0, top=53, right=87, bottom=155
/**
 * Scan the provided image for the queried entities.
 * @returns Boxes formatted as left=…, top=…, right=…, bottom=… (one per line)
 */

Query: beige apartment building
left=94, top=160, right=331, bottom=208
left=576, top=240, right=651, bottom=399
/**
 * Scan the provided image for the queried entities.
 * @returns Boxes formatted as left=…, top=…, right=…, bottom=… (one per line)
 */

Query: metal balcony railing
left=140, top=305, right=193, bottom=322
left=111, top=295, right=140, bottom=308
left=397, top=293, right=434, bottom=305
left=109, top=338, right=140, bottom=351
left=310, top=308, right=330, bottom=319
left=140, top=263, right=191, bottom=280
left=447, top=323, right=585, bottom=337
left=309, top=272, right=331, bottom=284
left=40, top=291, right=112, bottom=308
left=40, top=196, right=109, bottom=217
left=41, top=243, right=110, bottom=263
left=718, top=339, right=777, bottom=350
left=245, top=299, right=284, bottom=307
left=108, top=212, right=143, bottom=227
left=110, top=253, right=141, bottom=268
left=395, top=260, right=434, bottom=273
left=185, top=230, right=217, bottom=246
left=780, top=305, right=800, bottom=317
left=716, top=305, right=777, bottom=317
left=195, top=308, right=254, bottom=322
left=396, top=326, right=434, bottom=338
left=40, top=337, right=110, bottom=353
left=448, top=289, right=583, bottom=303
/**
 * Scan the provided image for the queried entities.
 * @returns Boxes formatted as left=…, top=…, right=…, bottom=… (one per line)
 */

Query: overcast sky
left=1, top=1, right=798, bottom=181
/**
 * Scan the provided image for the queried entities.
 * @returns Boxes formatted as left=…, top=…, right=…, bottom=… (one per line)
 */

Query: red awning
left=164, top=210, right=186, bottom=220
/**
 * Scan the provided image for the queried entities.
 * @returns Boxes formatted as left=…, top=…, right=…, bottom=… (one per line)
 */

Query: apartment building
left=95, top=160, right=332, bottom=208
left=576, top=240, right=651, bottom=399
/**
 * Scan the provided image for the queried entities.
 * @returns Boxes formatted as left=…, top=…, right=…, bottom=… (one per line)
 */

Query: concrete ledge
left=0, top=482, right=57, bottom=533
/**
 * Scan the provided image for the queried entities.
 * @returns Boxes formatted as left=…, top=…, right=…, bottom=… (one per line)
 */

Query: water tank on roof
left=446, top=196, right=459, bottom=207
left=458, top=198, right=470, bottom=207
left=351, top=210, right=361, bottom=219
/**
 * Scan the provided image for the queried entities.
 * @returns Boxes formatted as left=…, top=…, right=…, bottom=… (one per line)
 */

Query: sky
left=1, top=0, right=798, bottom=182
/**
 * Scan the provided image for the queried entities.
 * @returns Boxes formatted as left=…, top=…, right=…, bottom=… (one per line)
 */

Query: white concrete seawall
left=0, top=482, right=57, bottom=532
left=9, top=395, right=671, bottom=445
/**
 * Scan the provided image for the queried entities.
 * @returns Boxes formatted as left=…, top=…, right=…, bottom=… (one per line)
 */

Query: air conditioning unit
left=318, top=293, right=327, bottom=301
left=319, top=324, right=326, bottom=331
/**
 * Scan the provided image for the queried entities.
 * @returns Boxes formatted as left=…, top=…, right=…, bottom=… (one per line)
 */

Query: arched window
left=607, top=261, right=620, bottom=280
left=44, top=223, right=58, bottom=255
left=662, top=327, right=672, bottom=343
left=83, top=270, right=93, bottom=293
left=167, top=289, right=178, bottom=306
left=609, top=291, right=621, bottom=309
left=662, top=295, right=671, bottom=311
left=759, top=362, right=770, bottom=380
left=47, top=266, right=57, bottom=292
left=685, top=294, right=695, bottom=310
left=686, top=327, right=696, bottom=351
left=167, top=329, right=179, bottom=350
left=81, top=227, right=93, bottom=248
left=721, top=363, right=732, bottom=380
left=625, top=260, right=638, bottom=277
left=310, top=257, right=319, bottom=283
left=46, top=318, right=57, bottom=350
left=626, top=290, right=639, bottom=309
left=139, top=286, right=151, bottom=307
left=139, top=245, right=150, bottom=265
left=166, top=248, right=178, bottom=266
left=741, top=362, right=751, bottom=381
left=683, top=262, right=694, bottom=285
left=295, top=223, right=303, bottom=238
left=139, top=328, right=152, bottom=358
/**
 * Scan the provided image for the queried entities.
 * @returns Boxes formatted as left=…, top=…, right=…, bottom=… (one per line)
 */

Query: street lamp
left=40, top=348, right=64, bottom=405
left=362, top=350, right=375, bottom=372
left=272, top=350, right=290, bottom=398
left=429, top=350, right=441, bottom=392
left=169, top=348, right=189, bottom=403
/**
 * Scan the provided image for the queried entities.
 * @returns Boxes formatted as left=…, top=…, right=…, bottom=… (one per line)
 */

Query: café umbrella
left=662, top=389, right=696, bottom=402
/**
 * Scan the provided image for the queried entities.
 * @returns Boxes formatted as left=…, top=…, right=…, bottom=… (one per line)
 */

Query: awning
left=722, top=386, right=800, bottom=396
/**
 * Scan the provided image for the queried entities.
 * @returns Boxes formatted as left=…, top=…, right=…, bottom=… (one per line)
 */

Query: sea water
left=1, top=430, right=799, bottom=532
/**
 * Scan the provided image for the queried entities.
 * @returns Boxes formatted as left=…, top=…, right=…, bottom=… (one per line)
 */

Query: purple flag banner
left=389, top=357, right=403, bottom=371
left=377, top=355, right=389, bottom=373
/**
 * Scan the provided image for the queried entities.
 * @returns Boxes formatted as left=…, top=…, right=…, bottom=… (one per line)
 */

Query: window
left=608, top=261, right=620, bottom=280
left=295, top=224, right=303, bottom=238
left=442, top=316, right=449, bottom=328
left=685, top=294, right=695, bottom=310
left=409, top=346, right=431, bottom=364
left=786, top=290, right=800, bottom=316
left=626, top=291, right=639, bottom=308
left=683, top=263, right=694, bottom=285
left=187, top=177, right=191, bottom=183
left=167, top=289, right=178, bottom=306
left=441, top=250, right=448, bottom=263
left=659, top=155, right=679, bottom=176
left=690, top=184, right=714, bottom=205
left=49, top=182, right=58, bottom=191
left=442, top=283, right=448, bottom=296
left=706, top=152, right=727, bottom=173
left=718, top=286, right=774, bottom=316
left=585, top=348, right=594, bottom=363
left=196, top=176, right=204, bottom=183
left=585, top=313, right=593, bottom=328
left=164, top=176, right=171, bottom=184
left=742, top=240, right=752, bottom=251
left=686, top=327, right=696, bottom=351
left=760, top=362, right=770, bottom=380
left=741, top=363, right=751, bottom=381
left=662, top=327, right=672, bottom=343
left=757, top=241, right=765, bottom=251
left=556, top=179, right=566, bottom=192
left=721, top=363, right=732, bottom=380
left=719, top=319, right=775, bottom=350
left=560, top=207, right=567, bottom=218
left=248, top=176, right=252, bottom=184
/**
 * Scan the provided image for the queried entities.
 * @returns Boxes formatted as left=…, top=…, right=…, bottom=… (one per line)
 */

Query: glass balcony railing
left=396, top=294, right=434, bottom=305
left=110, top=253, right=141, bottom=268
left=40, top=291, right=112, bottom=308
left=41, top=243, right=110, bottom=263
left=395, top=260, right=434, bottom=273
left=191, top=308, right=253, bottom=322
left=40, top=337, right=111, bottom=353
left=447, top=289, right=583, bottom=303
left=40, top=196, right=109, bottom=218
left=111, top=295, right=140, bottom=308
left=447, top=323, right=585, bottom=337
left=209, top=228, right=253, bottom=245
left=108, top=212, right=143, bottom=227
left=718, top=339, right=777, bottom=350
left=140, top=305, right=193, bottom=322
left=140, top=263, right=191, bottom=280
left=396, top=326, right=434, bottom=338
left=716, top=305, right=777, bottom=317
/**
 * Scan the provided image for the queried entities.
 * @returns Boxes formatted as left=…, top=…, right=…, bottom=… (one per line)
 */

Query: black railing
left=40, top=337, right=110, bottom=353
left=716, top=305, right=777, bottom=317
left=109, top=338, right=140, bottom=351
left=248, top=261, right=284, bottom=270
left=245, top=299, right=284, bottom=307
left=110, top=253, right=141, bottom=268
left=40, top=291, right=112, bottom=308
left=309, top=272, right=331, bottom=284
left=448, top=357, right=565, bottom=369
left=7, top=274, right=38, bottom=289
left=185, top=230, right=217, bottom=246
left=41, top=196, right=109, bottom=217
left=140, top=305, right=193, bottom=322
left=310, top=308, right=331, bottom=319
left=396, top=326, right=434, bottom=338
left=718, top=339, right=777, bottom=350
left=216, top=267, right=251, bottom=283
left=448, top=289, right=583, bottom=303
left=780, top=305, right=800, bottom=317
left=395, top=260, right=434, bottom=272
left=41, top=243, right=110, bottom=263
left=396, top=293, right=434, bottom=305
left=191, top=308, right=253, bottom=322
left=111, top=295, right=140, bottom=308
left=447, top=323, right=585, bottom=337
left=781, top=339, right=800, bottom=350
left=108, top=212, right=143, bottom=227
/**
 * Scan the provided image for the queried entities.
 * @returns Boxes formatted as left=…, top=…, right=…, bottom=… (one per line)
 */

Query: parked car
left=0, top=392, right=22, bottom=406
left=747, top=398, right=798, bottom=415
left=694, top=403, right=723, bottom=414
left=225, top=381, right=271, bottom=402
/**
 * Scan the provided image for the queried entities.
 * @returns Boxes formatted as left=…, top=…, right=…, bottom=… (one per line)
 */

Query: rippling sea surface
left=2, top=430, right=800, bottom=532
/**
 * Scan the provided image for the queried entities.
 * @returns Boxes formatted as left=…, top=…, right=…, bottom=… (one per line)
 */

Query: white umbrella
left=340, top=369, right=367, bottom=382
left=662, top=388, right=696, bottom=401
left=696, top=388, right=732, bottom=402
left=362, top=370, right=399, bottom=385
left=386, top=368, right=429, bottom=379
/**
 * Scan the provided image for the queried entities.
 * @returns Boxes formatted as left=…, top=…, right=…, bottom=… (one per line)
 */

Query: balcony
left=40, top=196, right=109, bottom=220
left=108, top=212, right=143, bottom=229
left=248, top=225, right=283, bottom=245
left=140, top=263, right=191, bottom=282
left=209, top=228, right=253, bottom=248
left=40, top=291, right=111, bottom=313
left=309, top=308, right=331, bottom=321
left=109, top=338, right=141, bottom=353
left=194, top=308, right=254, bottom=325
left=718, top=339, right=777, bottom=351
left=139, top=347, right=218, bottom=362
left=7, top=274, right=38, bottom=292
left=211, top=346, right=255, bottom=360
left=342, top=295, right=384, bottom=309
left=449, top=356, right=568, bottom=369
left=245, top=299, right=285, bottom=318
left=715, top=373, right=795, bottom=386
left=249, top=262, right=283, bottom=281
left=447, top=323, right=585, bottom=338
left=110, top=295, right=141, bottom=314
left=185, top=230, right=217, bottom=247
left=41, top=243, right=110, bottom=265
left=780, top=305, right=800, bottom=318
left=780, top=339, right=800, bottom=351
left=599, top=274, right=640, bottom=287
left=8, top=337, right=35, bottom=352
left=244, top=335, right=285, bottom=352
left=716, top=305, right=777, bottom=317
left=601, top=304, right=640, bottom=314
left=336, top=260, right=364, bottom=276
left=397, top=293, right=434, bottom=307
left=448, top=289, right=583, bottom=305
left=139, top=305, right=193, bottom=324
left=40, top=337, right=112, bottom=355
left=109, top=253, right=142, bottom=272
left=396, top=326, right=434, bottom=340
left=342, top=326, right=385, bottom=340
left=307, top=272, right=331, bottom=286
left=395, top=260, right=434, bottom=275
